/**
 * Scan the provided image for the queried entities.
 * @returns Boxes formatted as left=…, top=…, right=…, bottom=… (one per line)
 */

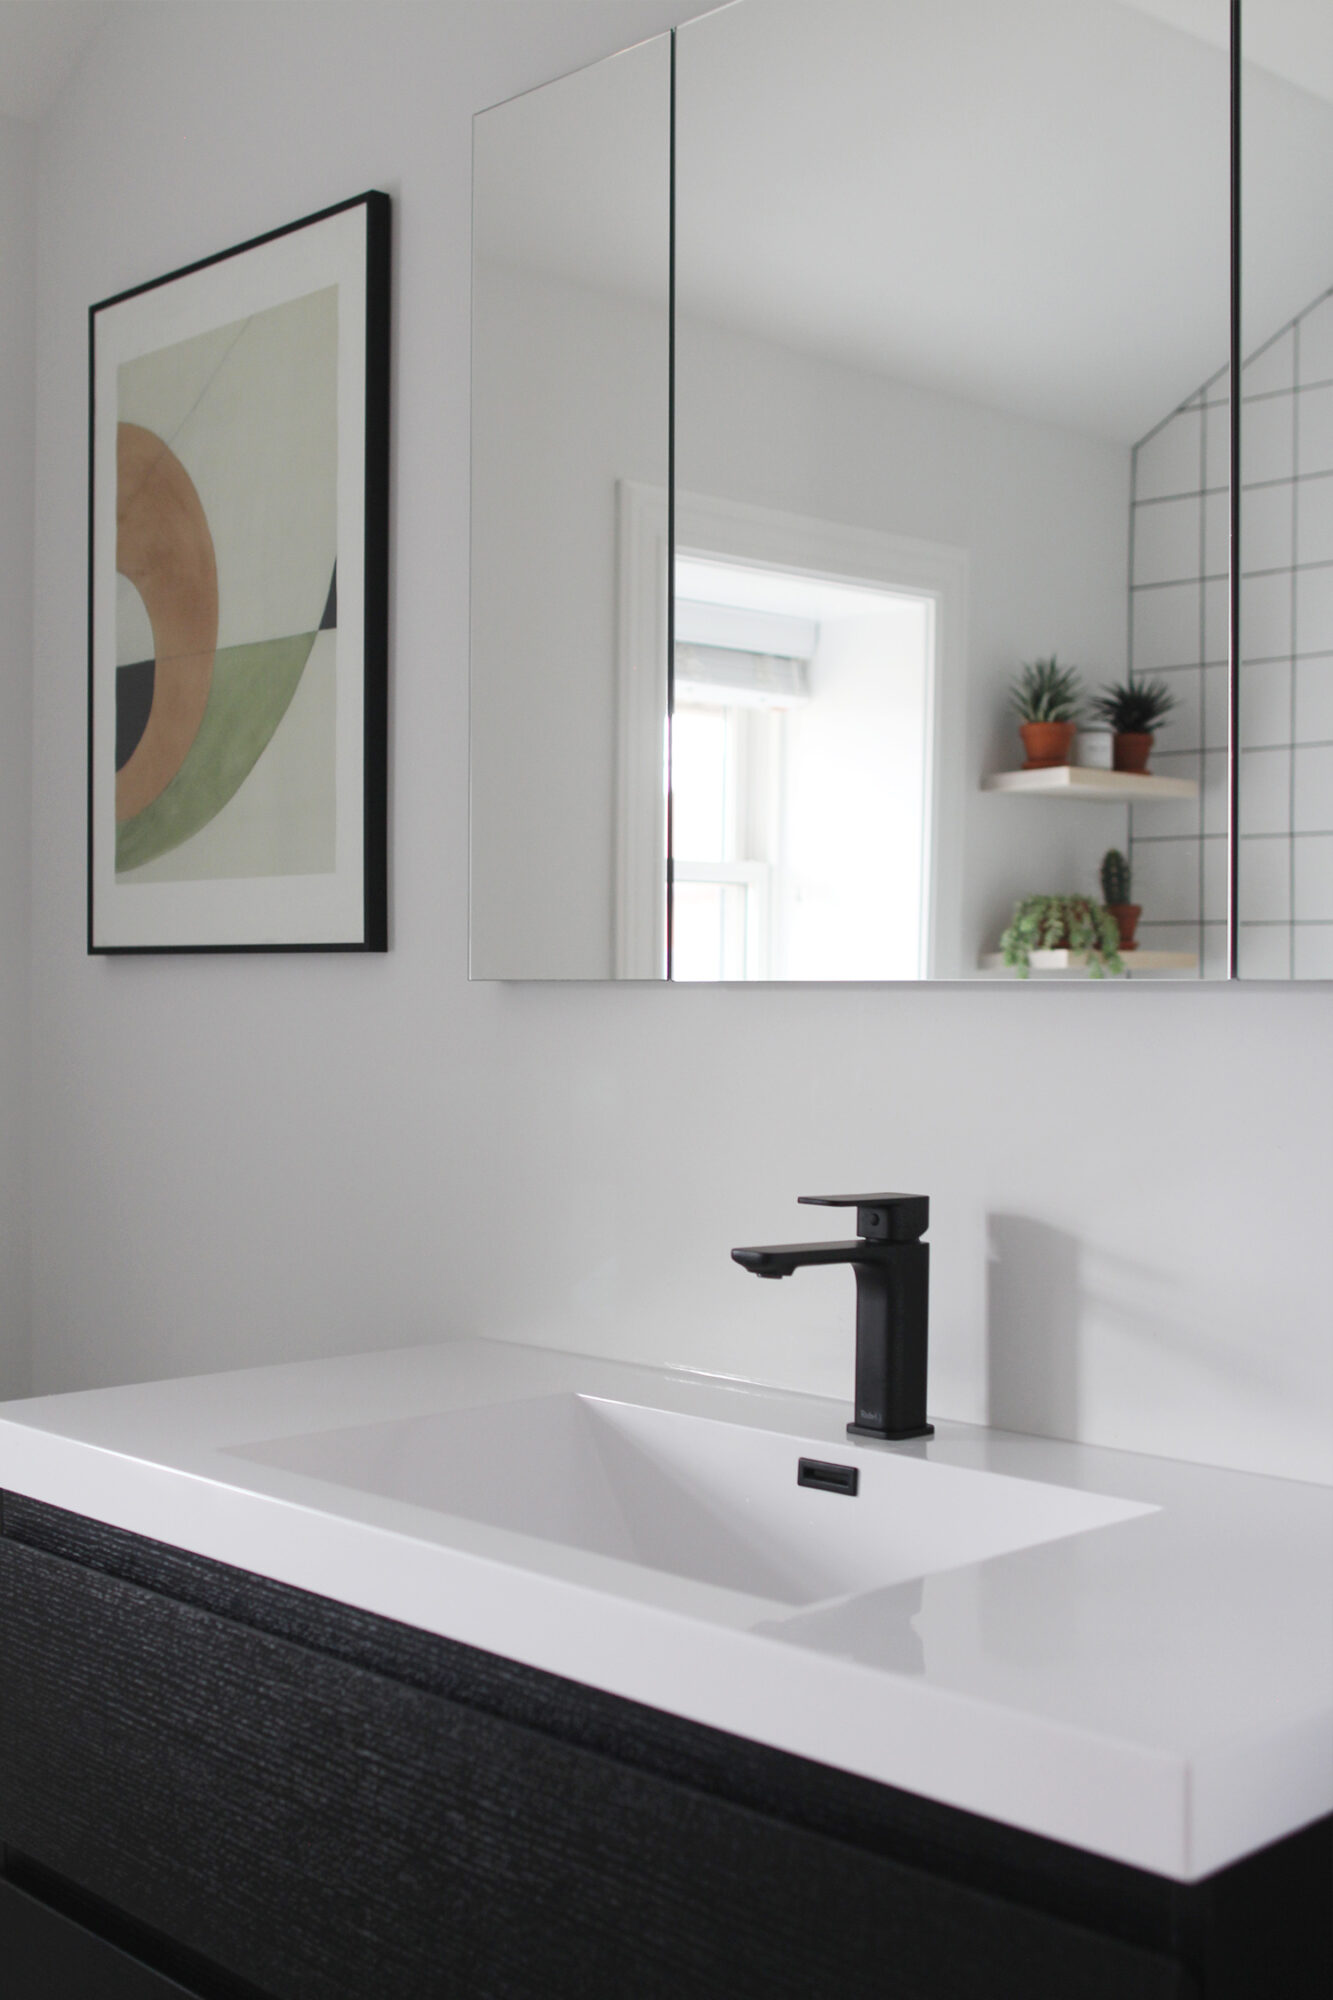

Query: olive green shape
left=117, top=632, right=318, bottom=873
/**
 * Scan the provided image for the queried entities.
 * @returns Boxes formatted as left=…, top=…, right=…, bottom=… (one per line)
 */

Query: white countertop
left=0, top=1338, right=1328, bottom=1882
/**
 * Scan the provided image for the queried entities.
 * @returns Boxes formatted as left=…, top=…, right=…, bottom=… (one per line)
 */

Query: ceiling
left=482, top=0, right=1333, bottom=445
left=0, top=1, right=110, bottom=122
left=8, top=0, right=1333, bottom=444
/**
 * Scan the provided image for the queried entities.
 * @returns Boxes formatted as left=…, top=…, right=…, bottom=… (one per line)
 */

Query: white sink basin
left=232, top=1392, right=1154, bottom=1606
left=2, top=1339, right=1329, bottom=1878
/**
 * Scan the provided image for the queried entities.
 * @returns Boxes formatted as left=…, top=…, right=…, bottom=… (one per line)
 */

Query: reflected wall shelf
left=980, top=949, right=1198, bottom=974
left=982, top=766, right=1198, bottom=801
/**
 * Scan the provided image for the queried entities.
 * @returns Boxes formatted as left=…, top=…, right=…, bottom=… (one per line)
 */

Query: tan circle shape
left=115, top=422, right=219, bottom=824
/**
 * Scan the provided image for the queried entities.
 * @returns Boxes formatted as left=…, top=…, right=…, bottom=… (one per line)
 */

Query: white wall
left=470, top=259, right=668, bottom=978
left=0, top=111, right=35, bottom=1401
left=24, top=1, right=1333, bottom=1487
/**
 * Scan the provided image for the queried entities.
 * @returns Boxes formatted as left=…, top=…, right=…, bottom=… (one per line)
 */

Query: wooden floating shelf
left=982, top=765, right=1198, bottom=801
left=981, top=949, right=1199, bottom=974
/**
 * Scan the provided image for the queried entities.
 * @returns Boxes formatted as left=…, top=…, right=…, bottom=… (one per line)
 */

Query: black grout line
left=1128, top=425, right=1139, bottom=913
left=1280, top=322, right=1288, bottom=976
left=1228, top=0, right=1240, bottom=975
left=1133, top=832, right=1229, bottom=846
left=1197, top=369, right=1209, bottom=971
left=1131, top=573, right=1229, bottom=593
left=1134, top=485, right=1228, bottom=507
left=1131, top=558, right=1333, bottom=588
left=1241, top=467, right=1333, bottom=491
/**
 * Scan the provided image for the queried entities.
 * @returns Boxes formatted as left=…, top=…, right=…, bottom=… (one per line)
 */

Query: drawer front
left=0, top=1538, right=1192, bottom=2000
left=0, top=1876, right=207, bottom=2000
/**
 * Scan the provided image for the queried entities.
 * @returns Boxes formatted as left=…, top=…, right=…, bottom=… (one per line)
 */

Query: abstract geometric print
left=113, top=285, right=339, bottom=882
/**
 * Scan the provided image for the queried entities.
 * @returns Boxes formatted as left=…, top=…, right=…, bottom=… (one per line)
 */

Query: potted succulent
left=999, top=894, right=1125, bottom=978
left=1088, top=673, right=1177, bottom=773
left=1009, top=657, right=1082, bottom=769
left=1099, top=848, right=1140, bottom=951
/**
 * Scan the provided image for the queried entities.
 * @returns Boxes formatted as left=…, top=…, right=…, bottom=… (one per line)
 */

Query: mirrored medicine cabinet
left=470, top=0, right=1333, bottom=982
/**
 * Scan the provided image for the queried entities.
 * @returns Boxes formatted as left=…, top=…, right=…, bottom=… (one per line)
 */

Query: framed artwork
left=88, top=191, right=390, bottom=952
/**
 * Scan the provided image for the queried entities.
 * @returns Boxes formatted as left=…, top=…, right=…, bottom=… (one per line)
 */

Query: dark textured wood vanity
left=1, top=1491, right=1328, bottom=2000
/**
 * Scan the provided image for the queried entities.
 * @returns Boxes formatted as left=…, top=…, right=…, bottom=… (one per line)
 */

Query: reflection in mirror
left=671, top=559, right=934, bottom=981
left=470, top=36, right=671, bottom=978
left=1238, top=4, right=1333, bottom=978
left=673, top=0, right=1232, bottom=979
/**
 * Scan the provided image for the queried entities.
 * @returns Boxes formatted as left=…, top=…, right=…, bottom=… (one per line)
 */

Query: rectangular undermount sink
left=230, top=1392, right=1155, bottom=1606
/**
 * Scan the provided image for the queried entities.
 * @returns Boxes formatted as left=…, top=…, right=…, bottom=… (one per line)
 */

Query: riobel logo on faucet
left=732, top=1193, right=934, bottom=1444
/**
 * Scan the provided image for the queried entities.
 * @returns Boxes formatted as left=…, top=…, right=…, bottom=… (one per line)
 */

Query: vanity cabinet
left=1, top=1492, right=1327, bottom=2000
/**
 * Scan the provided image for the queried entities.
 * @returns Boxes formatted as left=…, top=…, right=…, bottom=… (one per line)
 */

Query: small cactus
left=1100, top=848, right=1131, bottom=906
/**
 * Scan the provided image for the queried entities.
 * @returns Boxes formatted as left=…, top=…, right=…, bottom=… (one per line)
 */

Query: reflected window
left=670, top=558, right=935, bottom=980
left=672, top=698, right=781, bottom=979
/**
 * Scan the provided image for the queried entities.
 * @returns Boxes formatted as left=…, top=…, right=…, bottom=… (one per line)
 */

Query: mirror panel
left=469, top=2, right=1236, bottom=981
left=673, top=0, right=1232, bottom=979
left=470, top=36, right=671, bottom=979
left=1237, top=2, right=1333, bottom=977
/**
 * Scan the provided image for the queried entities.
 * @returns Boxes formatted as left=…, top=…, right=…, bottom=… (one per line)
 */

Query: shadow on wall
left=986, top=1214, right=1081, bottom=1440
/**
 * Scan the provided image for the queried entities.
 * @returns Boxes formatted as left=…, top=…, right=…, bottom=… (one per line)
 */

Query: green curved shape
left=117, top=631, right=317, bottom=873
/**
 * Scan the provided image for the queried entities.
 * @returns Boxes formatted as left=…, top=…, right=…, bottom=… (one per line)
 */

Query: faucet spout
left=732, top=1195, right=934, bottom=1442
left=730, top=1239, right=865, bottom=1279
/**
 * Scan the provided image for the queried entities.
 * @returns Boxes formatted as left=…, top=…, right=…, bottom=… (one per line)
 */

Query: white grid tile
left=1294, top=656, right=1333, bottom=744
left=1239, top=657, right=1292, bottom=748
left=1241, top=568, right=1293, bottom=661
left=1131, top=580, right=1201, bottom=671
left=1203, top=578, right=1229, bottom=664
left=1133, top=496, right=1203, bottom=586
left=1134, top=408, right=1204, bottom=501
left=1243, top=329, right=1295, bottom=397
left=1241, top=480, right=1295, bottom=573
left=1201, top=921, right=1229, bottom=978
left=1239, top=835, right=1292, bottom=923
left=1294, top=744, right=1333, bottom=833
left=1298, top=293, right=1333, bottom=386
left=1237, top=925, right=1292, bottom=979
left=1293, top=924, right=1333, bottom=977
left=1202, top=748, right=1228, bottom=837
left=1135, top=751, right=1201, bottom=837
left=1203, top=661, right=1230, bottom=749
left=1293, top=833, right=1333, bottom=920
left=1243, top=394, right=1296, bottom=484
left=1151, top=669, right=1203, bottom=753
left=1299, top=383, right=1333, bottom=476
left=1132, top=838, right=1201, bottom=924
left=1203, top=834, right=1228, bottom=921
left=1238, top=747, right=1291, bottom=835
left=1204, top=400, right=1230, bottom=486
left=1295, top=564, right=1333, bottom=655
left=1295, top=471, right=1333, bottom=567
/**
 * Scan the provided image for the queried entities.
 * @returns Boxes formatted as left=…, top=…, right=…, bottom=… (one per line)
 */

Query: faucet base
left=847, top=1420, right=934, bottom=1442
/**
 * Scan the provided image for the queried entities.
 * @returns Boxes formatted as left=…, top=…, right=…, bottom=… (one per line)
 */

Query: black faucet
left=732, top=1194, right=933, bottom=1442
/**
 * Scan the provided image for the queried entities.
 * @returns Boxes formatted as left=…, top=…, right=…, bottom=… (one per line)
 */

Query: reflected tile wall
left=1127, top=370, right=1228, bottom=975
left=1128, top=283, right=1333, bottom=980
left=1236, top=290, right=1333, bottom=979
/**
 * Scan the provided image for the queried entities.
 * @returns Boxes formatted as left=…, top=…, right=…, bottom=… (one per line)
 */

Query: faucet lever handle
left=798, top=1193, right=929, bottom=1243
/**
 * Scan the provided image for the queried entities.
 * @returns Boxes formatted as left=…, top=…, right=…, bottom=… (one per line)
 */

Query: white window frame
left=616, top=483, right=969, bottom=979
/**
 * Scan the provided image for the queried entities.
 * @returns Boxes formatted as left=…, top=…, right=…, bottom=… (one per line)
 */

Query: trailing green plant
left=1009, top=656, right=1083, bottom=724
left=1088, top=673, right=1177, bottom=734
left=1099, top=848, right=1131, bottom=906
left=999, top=894, right=1125, bottom=978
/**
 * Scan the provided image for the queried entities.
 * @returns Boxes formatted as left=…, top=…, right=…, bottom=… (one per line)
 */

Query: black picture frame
left=87, top=190, right=389, bottom=953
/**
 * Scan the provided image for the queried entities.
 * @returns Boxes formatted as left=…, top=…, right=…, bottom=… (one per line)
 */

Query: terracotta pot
left=1113, top=731, right=1154, bottom=774
left=1107, top=902, right=1141, bottom=951
left=1019, top=720, right=1076, bottom=769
